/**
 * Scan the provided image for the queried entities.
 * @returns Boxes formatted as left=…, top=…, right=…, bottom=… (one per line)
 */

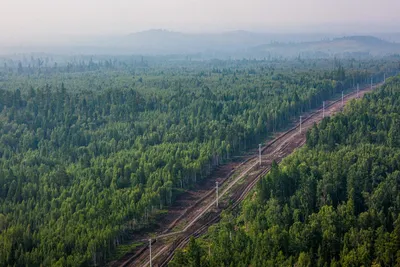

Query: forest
left=170, top=75, right=400, bottom=266
left=0, top=55, right=398, bottom=266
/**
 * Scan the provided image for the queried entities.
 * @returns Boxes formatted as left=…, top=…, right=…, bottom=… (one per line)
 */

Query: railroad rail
left=120, top=83, right=380, bottom=267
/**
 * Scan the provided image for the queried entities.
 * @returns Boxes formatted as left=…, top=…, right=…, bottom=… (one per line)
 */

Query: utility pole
left=216, top=182, right=219, bottom=208
left=149, top=239, right=152, bottom=267
left=299, top=116, right=303, bottom=134
left=323, top=101, right=325, bottom=118
left=342, top=91, right=344, bottom=107
left=357, top=83, right=359, bottom=98
left=259, top=144, right=262, bottom=166
left=371, top=77, right=373, bottom=89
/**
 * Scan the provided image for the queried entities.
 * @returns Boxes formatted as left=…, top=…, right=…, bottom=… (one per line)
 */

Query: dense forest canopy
left=170, top=75, right=400, bottom=266
left=0, top=55, right=398, bottom=266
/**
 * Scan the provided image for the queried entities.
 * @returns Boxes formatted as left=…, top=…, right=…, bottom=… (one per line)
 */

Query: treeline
left=171, top=76, right=400, bottom=266
left=1, top=55, right=398, bottom=79
left=0, top=59, right=395, bottom=266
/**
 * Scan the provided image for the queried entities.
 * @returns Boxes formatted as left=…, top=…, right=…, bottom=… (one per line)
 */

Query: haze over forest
left=1, top=0, right=400, bottom=56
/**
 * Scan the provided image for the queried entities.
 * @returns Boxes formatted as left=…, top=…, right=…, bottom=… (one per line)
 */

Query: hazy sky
left=1, top=0, right=399, bottom=43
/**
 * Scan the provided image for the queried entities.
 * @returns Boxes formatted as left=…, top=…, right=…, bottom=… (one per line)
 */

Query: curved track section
left=120, top=84, right=378, bottom=267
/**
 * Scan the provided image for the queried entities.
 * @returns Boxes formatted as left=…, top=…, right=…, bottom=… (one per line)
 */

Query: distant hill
left=341, top=35, right=388, bottom=45
left=101, top=32, right=400, bottom=57
left=2, top=30, right=400, bottom=57
left=113, top=29, right=270, bottom=54
left=252, top=35, right=400, bottom=57
left=107, top=29, right=336, bottom=54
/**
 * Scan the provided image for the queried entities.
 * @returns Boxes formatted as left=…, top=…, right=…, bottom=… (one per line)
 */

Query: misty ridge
left=1, top=29, right=400, bottom=58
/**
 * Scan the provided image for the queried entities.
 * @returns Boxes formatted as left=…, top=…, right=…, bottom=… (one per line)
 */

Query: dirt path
left=114, top=84, right=377, bottom=267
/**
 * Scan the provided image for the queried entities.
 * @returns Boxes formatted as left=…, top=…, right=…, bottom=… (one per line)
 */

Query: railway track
left=120, top=83, right=379, bottom=267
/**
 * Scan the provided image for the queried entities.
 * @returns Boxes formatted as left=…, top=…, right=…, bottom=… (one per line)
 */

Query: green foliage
left=171, top=75, right=400, bottom=266
left=0, top=57, right=398, bottom=266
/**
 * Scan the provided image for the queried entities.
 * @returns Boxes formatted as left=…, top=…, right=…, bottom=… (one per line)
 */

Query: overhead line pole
left=216, top=182, right=219, bottom=208
left=299, top=116, right=302, bottom=134
left=259, top=144, right=262, bottom=166
left=371, top=77, right=373, bottom=89
left=357, top=83, right=359, bottom=98
left=342, top=91, right=344, bottom=107
left=149, top=239, right=152, bottom=267
left=323, top=101, right=325, bottom=118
